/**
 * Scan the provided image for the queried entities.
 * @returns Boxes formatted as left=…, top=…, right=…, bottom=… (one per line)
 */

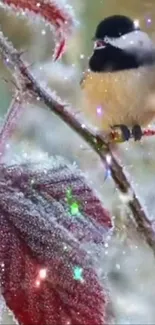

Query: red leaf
left=54, top=38, right=66, bottom=61
left=0, top=158, right=112, bottom=325
left=3, top=0, right=74, bottom=29
left=3, top=0, right=75, bottom=60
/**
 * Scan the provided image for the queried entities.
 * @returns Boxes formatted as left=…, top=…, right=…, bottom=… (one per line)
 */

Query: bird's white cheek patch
left=106, top=30, right=155, bottom=52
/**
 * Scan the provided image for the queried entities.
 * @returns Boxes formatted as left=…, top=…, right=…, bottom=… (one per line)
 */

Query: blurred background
left=1, top=0, right=155, bottom=324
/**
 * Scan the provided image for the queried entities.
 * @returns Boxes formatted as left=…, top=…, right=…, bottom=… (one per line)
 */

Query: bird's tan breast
left=81, top=67, right=155, bottom=131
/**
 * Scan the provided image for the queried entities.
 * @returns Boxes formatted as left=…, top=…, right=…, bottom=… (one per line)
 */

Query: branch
left=0, top=31, right=155, bottom=253
left=0, top=91, right=24, bottom=158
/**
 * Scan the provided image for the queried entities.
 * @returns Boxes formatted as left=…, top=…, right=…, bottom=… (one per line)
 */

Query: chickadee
left=81, top=15, right=155, bottom=140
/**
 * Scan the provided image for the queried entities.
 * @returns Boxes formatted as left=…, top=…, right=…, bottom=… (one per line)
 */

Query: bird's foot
left=112, top=124, right=131, bottom=141
left=132, top=124, right=143, bottom=141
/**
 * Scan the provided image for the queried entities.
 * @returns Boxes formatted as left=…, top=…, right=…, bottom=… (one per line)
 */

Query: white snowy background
left=1, top=0, right=155, bottom=324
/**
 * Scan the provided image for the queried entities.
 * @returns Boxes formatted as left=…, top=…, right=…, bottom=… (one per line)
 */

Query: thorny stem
left=0, top=92, right=24, bottom=158
left=0, top=32, right=155, bottom=253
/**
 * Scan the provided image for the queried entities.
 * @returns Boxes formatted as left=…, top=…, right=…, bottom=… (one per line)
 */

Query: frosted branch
left=0, top=91, right=25, bottom=158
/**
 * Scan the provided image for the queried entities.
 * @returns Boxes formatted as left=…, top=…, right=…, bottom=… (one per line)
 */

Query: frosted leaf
left=0, top=157, right=112, bottom=325
left=2, top=0, right=77, bottom=60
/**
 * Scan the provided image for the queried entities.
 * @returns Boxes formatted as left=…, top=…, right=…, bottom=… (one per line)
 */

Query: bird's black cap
left=94, top=15, right=140, bottom=39
left=90, top=14, right=155, bottom=72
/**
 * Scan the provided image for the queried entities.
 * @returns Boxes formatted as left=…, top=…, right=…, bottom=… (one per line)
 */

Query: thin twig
left=0, top=31, right=155, bottom=252
left=0, top=91, right=24, bottom=158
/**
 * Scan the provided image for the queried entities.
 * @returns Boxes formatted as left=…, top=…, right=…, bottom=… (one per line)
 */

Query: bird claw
left=112, top=124, right=131, bottom=141
left=111, top=124, right=143, bottom=142
left=132, top=124, right=143, bottom=141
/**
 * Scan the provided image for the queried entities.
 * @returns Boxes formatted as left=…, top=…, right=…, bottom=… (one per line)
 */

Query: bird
left=80, top=15, right=155, bottom=141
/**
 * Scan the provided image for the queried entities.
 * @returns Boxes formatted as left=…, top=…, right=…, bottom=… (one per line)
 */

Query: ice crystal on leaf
left=0, top=157, right=112, bottom=325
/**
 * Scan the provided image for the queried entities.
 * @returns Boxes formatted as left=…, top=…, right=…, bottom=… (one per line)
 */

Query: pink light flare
left=96, top=106, right=103, bottom=116
left=35, top=268, right=47, bottom=287
left=146, top=17, right=152, bottom=26
left=39, top=268, right=47, bottom=280
left=35, top=280, right=41, bottom=288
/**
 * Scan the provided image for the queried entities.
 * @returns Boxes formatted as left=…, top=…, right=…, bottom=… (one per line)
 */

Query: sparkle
left=5, top=143, right=10, bottom=149
left=134, top=19, right=140, bottom=28
left=1, top=262, right=5, bottom=272
left=147, top=17, right=152, bottom=24
left=70, top=201, right=79, bottom=216
left=66, top=320, right=71, bottom=325
left=66, top=188, right=80, bottom=216
left=106, top=154, right=112, bottom=165
left=41, top=29, right=46, bottom=35
left=73, top=266, right=83, bottom=282
left=63, top=244, right=68, bottom=251
left=96, top=106, right=103, bottom=116
left=23, top=152, right=28, bottom=159
left=39, top=268, right=47, bottom=279
left=35, top=280, right=40, bottom=287
left=80, top=54, right=85, bottom=59
left=116, top=263, right=120, bottom=270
